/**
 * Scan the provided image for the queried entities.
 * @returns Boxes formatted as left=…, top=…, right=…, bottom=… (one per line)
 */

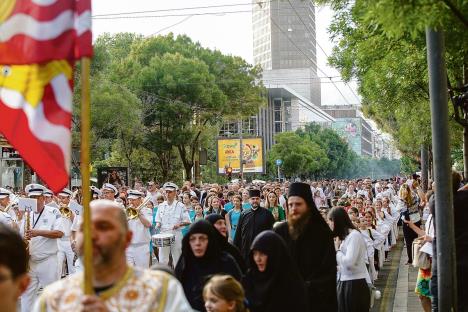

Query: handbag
left=412, top=237, right=431, bottom=269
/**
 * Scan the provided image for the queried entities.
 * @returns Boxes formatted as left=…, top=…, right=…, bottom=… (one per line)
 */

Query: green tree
left=268, top=132, right=328, bottom=178
left=316, top=0, right=467, bottom=160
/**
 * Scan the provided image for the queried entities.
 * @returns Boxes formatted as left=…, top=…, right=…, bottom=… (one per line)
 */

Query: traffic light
left=226, top=166, right=233, bottom=180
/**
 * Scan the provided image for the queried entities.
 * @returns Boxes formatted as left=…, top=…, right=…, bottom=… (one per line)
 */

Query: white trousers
left=21, top=255, right=59, bottom=312
left=57, top=239, right=75, bottom=275
left=158, top=234, right=182, bottom=267
left=126, top=243, right=150, bottom=268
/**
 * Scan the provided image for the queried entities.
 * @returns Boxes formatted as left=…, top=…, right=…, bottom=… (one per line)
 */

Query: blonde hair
left=203, top=275, right=248, bottom=312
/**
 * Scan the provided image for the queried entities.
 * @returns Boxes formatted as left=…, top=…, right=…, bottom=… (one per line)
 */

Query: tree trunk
left=420, top=144, right=429, bottom=192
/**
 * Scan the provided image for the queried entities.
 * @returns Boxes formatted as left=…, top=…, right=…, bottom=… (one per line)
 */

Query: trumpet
left=59, top=203, right=72, bottom=219
left=126, top=197, right=151, bottom=220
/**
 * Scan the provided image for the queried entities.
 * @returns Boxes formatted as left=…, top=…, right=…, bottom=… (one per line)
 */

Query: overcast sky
left=92, top=0, right=361, bottom=107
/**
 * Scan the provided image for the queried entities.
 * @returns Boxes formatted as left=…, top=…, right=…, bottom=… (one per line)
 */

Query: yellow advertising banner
left=217, top=137, right=264, bottom=174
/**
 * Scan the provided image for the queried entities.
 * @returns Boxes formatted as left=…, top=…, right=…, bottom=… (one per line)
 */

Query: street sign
left=275, top=159, right=283, bottom=166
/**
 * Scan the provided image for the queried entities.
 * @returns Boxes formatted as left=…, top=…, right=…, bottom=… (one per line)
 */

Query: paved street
left=372, top=229, right=423, bottom=312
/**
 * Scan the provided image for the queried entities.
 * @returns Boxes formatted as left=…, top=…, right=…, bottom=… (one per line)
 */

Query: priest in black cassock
left=234, top=189, right=275, bottom=262
left=274, top=182, right=338, bottom=312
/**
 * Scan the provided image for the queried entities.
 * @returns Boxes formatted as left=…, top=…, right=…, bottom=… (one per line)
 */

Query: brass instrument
left=24, top=208, right=31, bottom=250
left=59, top=203, right=72, bottom=219
left=126, top=197, right=151, bottom=220
left=2, top=194, right=18, bottom=214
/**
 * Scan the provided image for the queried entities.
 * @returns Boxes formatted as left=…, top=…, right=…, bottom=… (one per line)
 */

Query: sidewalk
left=393, top=247, right=422, bottom=312
left=371, top=231, right=423, bottom=312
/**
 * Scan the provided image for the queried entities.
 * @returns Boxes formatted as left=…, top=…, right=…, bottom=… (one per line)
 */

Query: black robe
left=454, top=190, right=468, bottom=311
left=175, top=220, right=242, bottom=312
left=234, top=207, right=275, bottom=262
left=274, top=219, right=338, bottom=312
left=243, top=231, right=308, bottom=312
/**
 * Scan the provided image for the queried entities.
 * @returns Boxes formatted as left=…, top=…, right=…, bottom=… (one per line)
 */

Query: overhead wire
left=285, top=0, right=360, bottom=103
left=268, top=11, right=352, bottom=105
left=92, top=1, right=270, bottom=17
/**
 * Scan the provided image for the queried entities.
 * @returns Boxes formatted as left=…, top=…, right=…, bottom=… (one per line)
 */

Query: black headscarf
left=176, top=220, right=242, bottom=312
left=205, top=213, right=247, bottom=273
left=243, top=231, right=308, bottom=312
left=179, top=219, right=220, bottom=265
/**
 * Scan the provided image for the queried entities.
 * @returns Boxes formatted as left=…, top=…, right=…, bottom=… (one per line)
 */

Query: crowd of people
left=0, top=174, right=467, bottom=312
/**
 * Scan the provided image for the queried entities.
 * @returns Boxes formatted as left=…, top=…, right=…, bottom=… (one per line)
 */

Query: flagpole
left=80, top=57, right=93, bottom=294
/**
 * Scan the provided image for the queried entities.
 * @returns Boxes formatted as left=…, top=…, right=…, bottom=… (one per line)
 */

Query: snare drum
left=152, top=233, right=175, bottom=247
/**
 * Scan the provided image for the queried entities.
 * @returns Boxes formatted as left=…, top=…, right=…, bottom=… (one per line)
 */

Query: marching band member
left=102, top=183, right=124, bottom=208
left=20, top=184, right=65, bottom=312
left=101, top=183, right=118, bottom=201
left=43, top=189, right=58, bottom=208
left=0, top=188, right=16, bottom=228
left=57, top=188, right=75, bottom=276
left=154, top=182, right=191, bottom=267
left=33, top=200, right=191, bottom=312
left=126, top=190, right=152, bottom=268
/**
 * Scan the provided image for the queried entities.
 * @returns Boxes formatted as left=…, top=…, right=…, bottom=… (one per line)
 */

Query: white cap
left=0, top=187, right=11, bottom=199
left=90, top=186, right=102, bottom=196
left=127, top=190, right=144, bottom=199
left=163, top=182, right=178, bottom=191
left=58, top=188, right=72, bottom=197
left=43, top=189, right=54, bottom=197
left=102, top=183, right=118, bottom=196
left=25, top=184, right=46, bottom=197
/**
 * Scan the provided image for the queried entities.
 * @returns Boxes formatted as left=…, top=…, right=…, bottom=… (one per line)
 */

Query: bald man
left=33, top=200, right=191, bottom=312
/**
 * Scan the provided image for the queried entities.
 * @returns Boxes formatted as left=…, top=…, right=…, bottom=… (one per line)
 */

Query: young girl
left=328, top=207, right=370, bottom=312
left=226, top=195, right=243, bottom=243
left=203, top=275, right=249, bottom=312
left=194, top=204, right=205, bottom=222
left=264, top=191, right=285, bottom=222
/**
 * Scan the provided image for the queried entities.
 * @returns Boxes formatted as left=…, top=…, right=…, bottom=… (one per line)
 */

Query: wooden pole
left=80, top=57, right=93, bottom=295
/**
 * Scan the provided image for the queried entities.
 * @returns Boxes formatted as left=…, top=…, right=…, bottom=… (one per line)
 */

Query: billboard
left=97, top=167, right=128, bottom=188
left=331, top=118, right=362, bottom=155
left=217, top=137, right=264, bottom=174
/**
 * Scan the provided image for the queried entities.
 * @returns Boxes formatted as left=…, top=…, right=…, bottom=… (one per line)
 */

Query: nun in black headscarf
left=274, top=182, right=338, bottom=312
left=175, top=220, right=242, bottom=312
left=205, top=213, right=247, bottom=273
left=243, top=230, right=308, bottom=312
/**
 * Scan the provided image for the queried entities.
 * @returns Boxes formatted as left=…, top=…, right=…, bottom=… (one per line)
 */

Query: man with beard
left=234, top=189, right=275, bottom=262
left=274, top=182, right=337, bottom=312
left=33, top=200, right=191, bottom=312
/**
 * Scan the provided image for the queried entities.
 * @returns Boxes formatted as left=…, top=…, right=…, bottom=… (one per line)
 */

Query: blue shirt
left=224, top=202, right=234, bottom=213
left=182, top=209, right=196, bottom=236
left=228, top=209, right=242, bottom=241
left=242, top=203, right=252, bottom=210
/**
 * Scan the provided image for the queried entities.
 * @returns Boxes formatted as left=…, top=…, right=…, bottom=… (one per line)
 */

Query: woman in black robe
left=243, top=230, right=308, bottom=312
left=205, top=213, right=247, bottom=273
left=175, top=220, right=242, bottom=312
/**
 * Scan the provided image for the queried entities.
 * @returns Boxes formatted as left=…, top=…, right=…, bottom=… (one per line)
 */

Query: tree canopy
left=316, top=0, right=468, bottom=158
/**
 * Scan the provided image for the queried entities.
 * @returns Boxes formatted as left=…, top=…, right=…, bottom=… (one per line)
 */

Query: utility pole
left=426, top=28, right=456, bottom=311
left=238, top=119, right=244, bottom=184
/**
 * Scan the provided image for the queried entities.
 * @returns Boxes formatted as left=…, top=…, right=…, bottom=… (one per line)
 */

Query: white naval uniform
left=0, top=210, right=13, bottom=226
left=70, top=215, right=82, bottom=272
left=155, top=200, right=191, bottom=266
left=126, top=207, right=152, bottom=268
left=20, top=206, right=64, bottom=312
left=57, top=208, right=75, bottom=276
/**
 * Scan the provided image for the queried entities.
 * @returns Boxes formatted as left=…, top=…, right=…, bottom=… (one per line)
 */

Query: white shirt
left=0, top=211, right=13, bottom=226
left=337, top=229, right=370, bottom=282
left=20, top=206, right=65, bottom=261
left=155, top=201, right=190, bottom=233
left=128, top=207, right=152, bottom=245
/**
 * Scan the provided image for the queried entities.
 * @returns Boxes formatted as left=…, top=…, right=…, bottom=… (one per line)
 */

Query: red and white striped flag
left=0, top=0, right=92, bottom=192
